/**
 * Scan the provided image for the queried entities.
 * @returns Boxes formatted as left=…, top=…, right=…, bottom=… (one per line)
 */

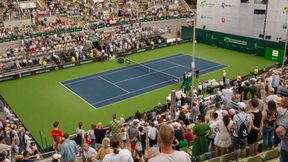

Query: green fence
left=181, top=26, right=285, bottom=57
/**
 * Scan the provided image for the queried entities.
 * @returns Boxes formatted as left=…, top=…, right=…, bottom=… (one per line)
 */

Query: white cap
left=53, top=153, right=62, bottom=160
left=238, top=102, right=246, bottom=109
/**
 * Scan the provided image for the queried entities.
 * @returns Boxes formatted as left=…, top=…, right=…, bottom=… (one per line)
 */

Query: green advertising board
left=265, top=47, right=284, bottom=63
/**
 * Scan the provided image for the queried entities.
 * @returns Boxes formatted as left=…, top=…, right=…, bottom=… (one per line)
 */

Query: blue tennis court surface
left=61, top=54, right=226, bottom=108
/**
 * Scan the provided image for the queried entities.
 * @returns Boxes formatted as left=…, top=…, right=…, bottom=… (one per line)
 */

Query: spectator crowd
left=0, top=0, right=190, bottom=73
left=48, top=66, right=288, bottom=162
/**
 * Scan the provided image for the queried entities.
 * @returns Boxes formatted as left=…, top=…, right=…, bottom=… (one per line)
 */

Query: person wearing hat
left=232, top=102, right=252, bottom=159
left=127, top=120, right=139, bottom=158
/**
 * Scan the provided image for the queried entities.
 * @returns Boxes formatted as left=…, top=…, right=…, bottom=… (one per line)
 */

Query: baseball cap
left=238, top=102, right=246, bottom=109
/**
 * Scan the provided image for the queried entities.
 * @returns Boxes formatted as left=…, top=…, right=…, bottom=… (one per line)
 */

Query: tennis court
left=61, top=54, right=226, bottom=108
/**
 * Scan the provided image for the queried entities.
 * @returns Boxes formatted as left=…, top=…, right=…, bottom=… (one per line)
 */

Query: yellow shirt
left=71, top=56, right=76, bottom=62
left=42, top=60, right=47, bottom=67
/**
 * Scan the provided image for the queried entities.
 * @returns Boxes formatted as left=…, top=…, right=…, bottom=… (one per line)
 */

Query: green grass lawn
left=0, top=43, right=275, bottom=148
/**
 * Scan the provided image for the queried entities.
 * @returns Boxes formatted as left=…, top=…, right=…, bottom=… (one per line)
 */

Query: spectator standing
left=60, top=133, right=78, bottom=162
left=262, top=100, right=277, bottom=151
left=184, top=125, right=194, bottom=146
left=192, top=115, right=210, bottom=156
left=207, top=113, right=217, bottom=151
left=88, top=124, right=96, bottom=149
left=102, top=137, right=133, bottom=162
left=247, top=99, right=262, bottom=156
left=148, top=122, right=158, bottom=147
left=232, top=102, right=252, bottom=159
left=222, top=70, right=226, bottom=84
left=75, top=122, right=85, bottom=146
left=148, top=124, right=190, bottom=162
left=128, top=120, right=139, bottom=158
left=94, top=122, right=107, bottom=151
left=275, top=97, right=288, bottom=146
left=222, top=84, right=233, bottom=107
left=276, top=118, right=288, bottom=162
left=51, top=121, right=64, bottom=144
left=210, top=114, right=233, bottom=156
left=110, top=114, right=121, bottom=136
left=272, top=71, right=280, bottom=94
left=137, top=126, right=146, bottom=162
left=249, top=80, right=258, bottom=99
left=258, top=76, right=266, bottom=100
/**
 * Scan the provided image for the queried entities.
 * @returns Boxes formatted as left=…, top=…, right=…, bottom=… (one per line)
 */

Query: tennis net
left=126, top=58, right=181, bottom=83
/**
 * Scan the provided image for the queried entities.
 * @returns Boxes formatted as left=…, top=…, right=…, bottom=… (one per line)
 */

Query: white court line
left=63, top=55, right=186, bottom=86
left=164, top=59, right=192, bottom=70
left=59, top=82, right=96, bottom=110
left=200, top=64, right=225, bottom=73
left=114, top=65, right=180, bottom=84
left=92, top=80, right=173, bottom=106
left=98, top=76, right=130, bottom=93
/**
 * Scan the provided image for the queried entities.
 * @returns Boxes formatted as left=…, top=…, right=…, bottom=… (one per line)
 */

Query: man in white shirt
left=82, top=143, right=97, bottom=161
left=222, top=84, right=233, bottom=106
left=148, top=123, right=158, bottom=147
left=148, top=124, right=190, bottom=162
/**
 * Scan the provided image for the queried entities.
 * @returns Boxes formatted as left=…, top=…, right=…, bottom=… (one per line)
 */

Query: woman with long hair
left=102, top=136, right=133, bottom=162
left=262, top=100, right=277, bottom=151
left=210, top=113, right=233, bottom=156
left=192, top=115, right=210, bottom=156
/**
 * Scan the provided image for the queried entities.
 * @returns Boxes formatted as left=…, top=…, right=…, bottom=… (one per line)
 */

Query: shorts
left=208, top=138, right=215, bottom=146
left=232, top=136, right=247, bottom=150
left=130, top=143, right=136, bottom=151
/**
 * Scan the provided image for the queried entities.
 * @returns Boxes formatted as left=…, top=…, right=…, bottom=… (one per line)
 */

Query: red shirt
left=51, top=129, right=63, bottom=142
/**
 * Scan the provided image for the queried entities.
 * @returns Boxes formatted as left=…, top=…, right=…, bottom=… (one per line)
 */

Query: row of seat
left=203, top=147, right=279, bottom=162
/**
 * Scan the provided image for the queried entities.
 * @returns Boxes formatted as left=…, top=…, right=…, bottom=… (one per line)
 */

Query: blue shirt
left=280, top=119, right=288, bottom=152
left=60, top=139, right=78, bottom=161
left=272, top=74, right=280, bottom=88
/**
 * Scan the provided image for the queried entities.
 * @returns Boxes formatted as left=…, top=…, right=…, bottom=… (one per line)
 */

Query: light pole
left=191, top=14, right=196, bottom=107
left=283, top=27, right=288, bottom=68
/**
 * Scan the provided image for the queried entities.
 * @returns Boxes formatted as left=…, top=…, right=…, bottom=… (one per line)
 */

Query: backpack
left=237, top=115, right=248, bottom=139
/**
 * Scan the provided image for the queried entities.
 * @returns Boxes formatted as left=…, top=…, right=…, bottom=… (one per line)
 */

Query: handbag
left=135, top=134, right=142, bottom=151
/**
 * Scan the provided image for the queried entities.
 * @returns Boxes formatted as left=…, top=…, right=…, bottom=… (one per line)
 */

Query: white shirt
left=265, top=94, right=278, bottom=103
left=148, top=127, right=158, bottom=140
left=222, top=88, right=233, bottom=102
left=102, top=149, right=133, bottom=162
left=83, top=147, right=97, bottom=159
left=148, top=151, right=190, bottom=162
